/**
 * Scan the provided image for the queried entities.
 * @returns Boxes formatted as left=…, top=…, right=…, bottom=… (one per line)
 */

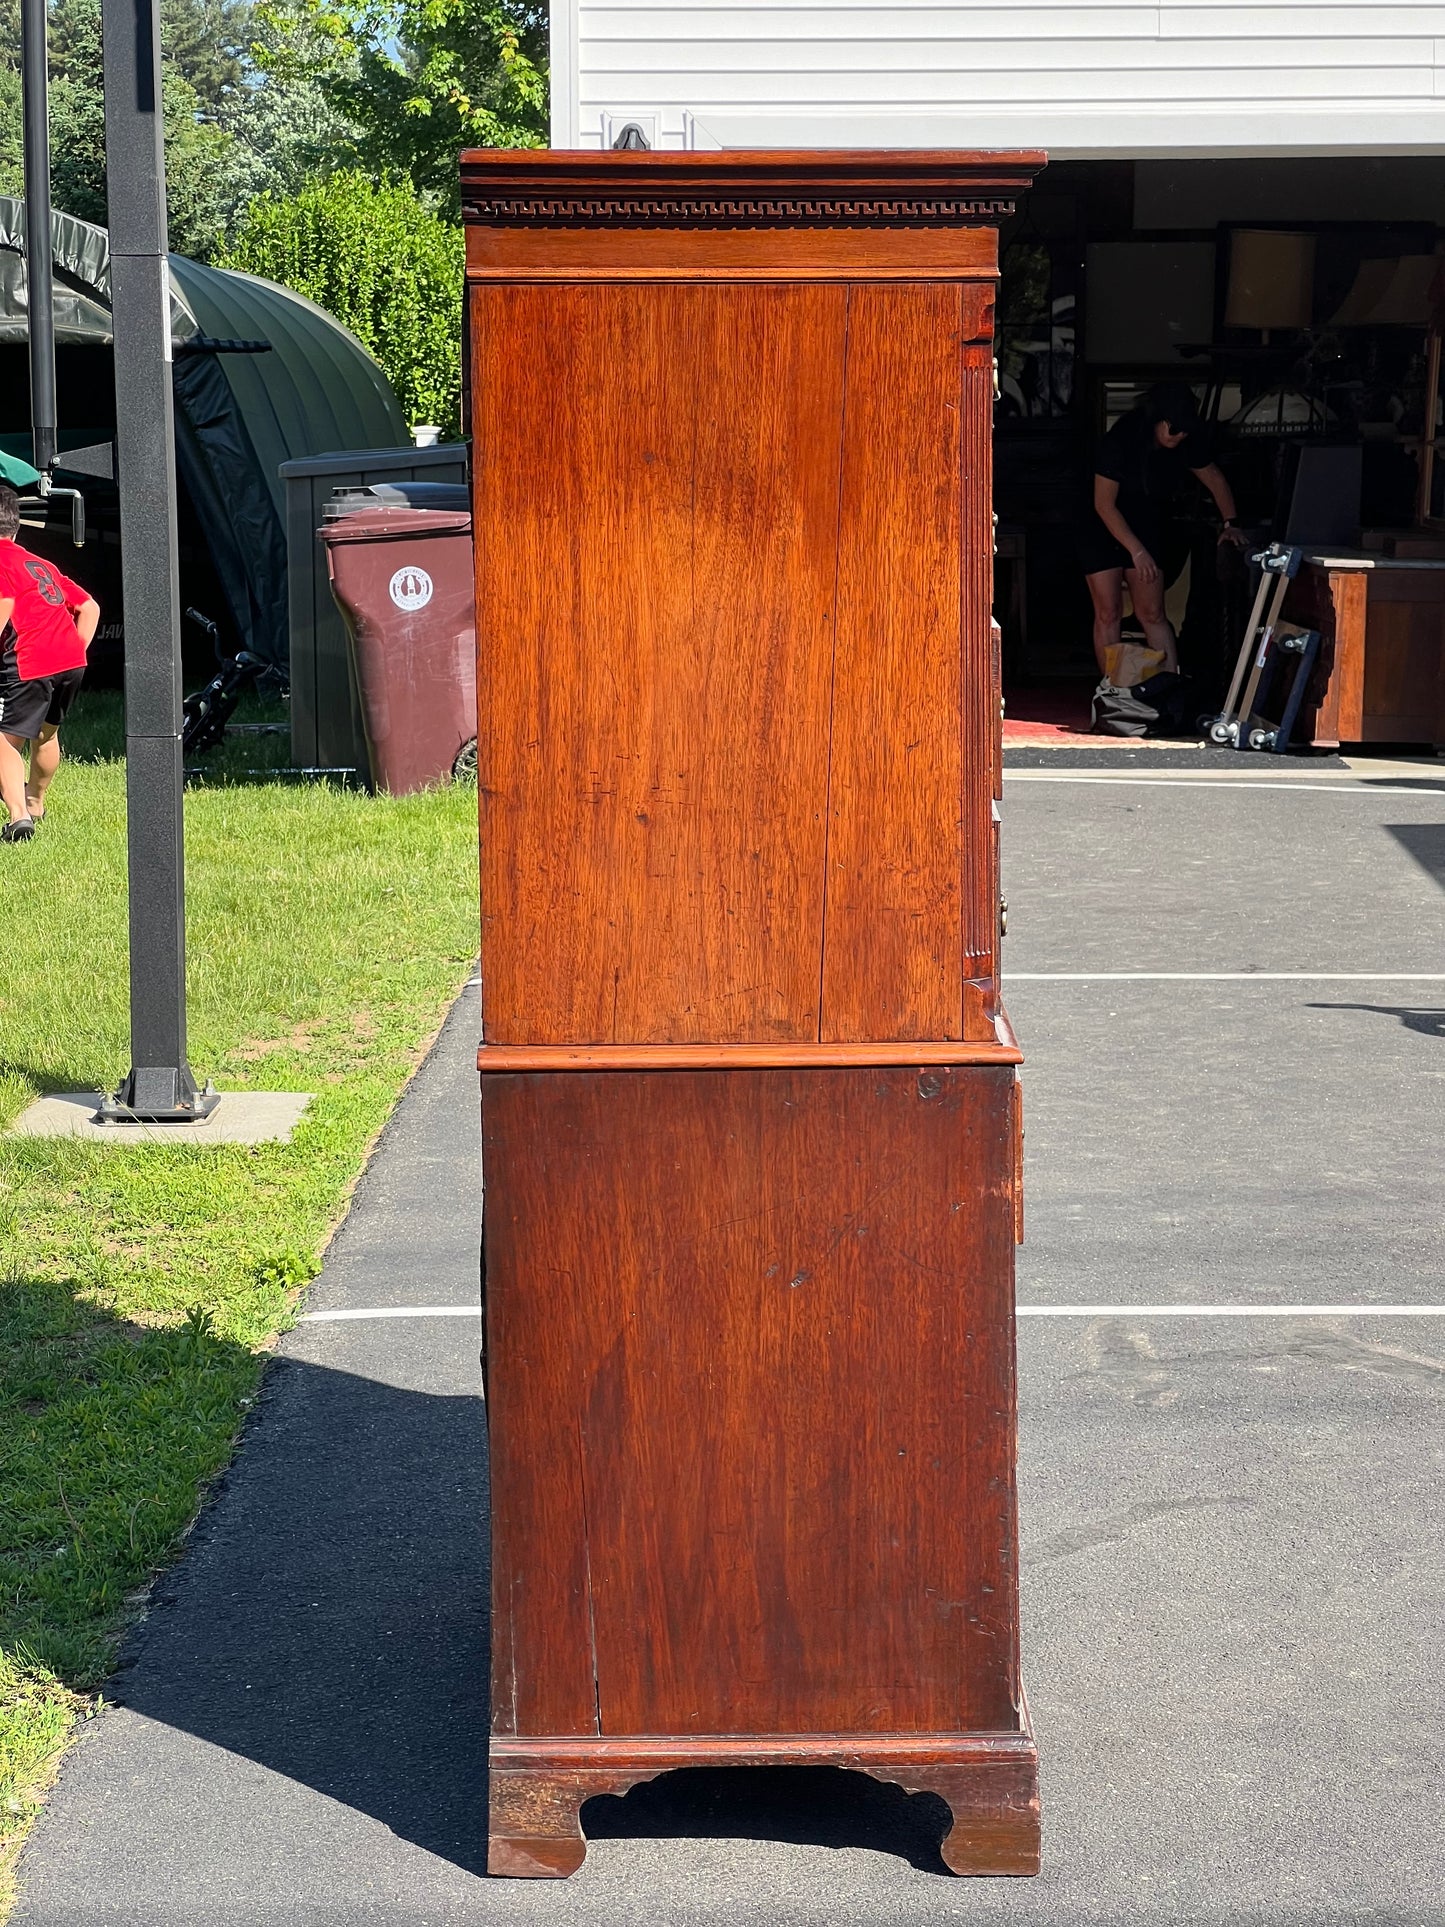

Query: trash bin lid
left=325, top=481, right=470, bottom=518
left=318, top=506, right=472, bottom=544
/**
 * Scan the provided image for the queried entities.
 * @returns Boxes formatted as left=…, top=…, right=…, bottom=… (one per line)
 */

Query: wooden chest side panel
left=483, top=1180, right=600, bottom=1739
left=472, top=283, right=846, bottom=1045
left=482, top=1066, right=1022, bottom=1740
left=822, top=284, right=973, bottom=1043
left=1357, top=571, right=1445, bottom=743
left=1287, top=565, right=1362, bottom=748
left=961, top=341, right=1001, bottom=992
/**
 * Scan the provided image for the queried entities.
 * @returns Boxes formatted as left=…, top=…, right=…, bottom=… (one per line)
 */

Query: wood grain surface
left=465, top=225, right=999, bottom=278
left=474, top=282, right=846, bottom=1044
left=1287, top=563, right=1445, bottom=747
left=468, top=148, right=1042, bottom=1883
left=821, top=284, right=967, bottom=1041
left=482, top=1066, right=1024, bottom=1742
left=1345, top=568, right=1445, bottom=743
left=473, top=276, right=1005, bottom=1047
left=459, top=145, right=1047, bottom=193
left=476, top=1037, right=1022, bottom=1073
left=460, top=149, right=1044, bottom=267
left=1323, top=569, right=1369, bottom=744
left=961, top=345, right=1002, bottom=994
left=488, top=1723, right=1040, bottom=1878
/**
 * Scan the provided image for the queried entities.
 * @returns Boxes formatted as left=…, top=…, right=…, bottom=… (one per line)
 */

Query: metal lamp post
left=21, top=0, right=57, bottom=476
left=20, top=0, right=94, bottom=528
left=97, top=0, right=216, bottom=1123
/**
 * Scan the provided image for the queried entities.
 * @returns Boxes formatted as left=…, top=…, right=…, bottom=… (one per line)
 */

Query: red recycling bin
left=320, top=506, right=477, bottom=795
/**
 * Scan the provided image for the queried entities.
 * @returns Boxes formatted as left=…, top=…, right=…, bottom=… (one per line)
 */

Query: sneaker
left=2, top=817, right=35, bottom=843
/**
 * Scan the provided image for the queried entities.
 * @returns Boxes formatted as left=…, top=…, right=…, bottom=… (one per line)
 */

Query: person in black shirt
left=1079, top=382, right=1245, bottom=676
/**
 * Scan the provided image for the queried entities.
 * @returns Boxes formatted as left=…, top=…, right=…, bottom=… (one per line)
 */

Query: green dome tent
left=0, top=198, right=408, bottom=668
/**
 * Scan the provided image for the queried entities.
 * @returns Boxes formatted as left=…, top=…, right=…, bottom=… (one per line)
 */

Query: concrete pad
left=1339, top=751, right=1445, bottom=780
left=8, top=1090, right=313, bottom=1145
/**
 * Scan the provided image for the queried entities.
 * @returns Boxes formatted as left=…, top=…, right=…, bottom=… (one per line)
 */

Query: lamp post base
left=96, top=1067, right=219, bottom=1126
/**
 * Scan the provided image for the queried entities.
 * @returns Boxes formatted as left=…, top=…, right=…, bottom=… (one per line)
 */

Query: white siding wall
left=555, top=1, right=1445, bottom=155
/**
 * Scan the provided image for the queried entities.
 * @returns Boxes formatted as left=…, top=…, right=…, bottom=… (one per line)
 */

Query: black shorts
left=0, top=658, right=85, bottom=741
left=1075, top=510, right=1167, bottom=580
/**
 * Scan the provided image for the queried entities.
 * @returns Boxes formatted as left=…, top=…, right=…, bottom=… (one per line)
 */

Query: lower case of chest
left=480, top=1062, right=1035, bottom=1877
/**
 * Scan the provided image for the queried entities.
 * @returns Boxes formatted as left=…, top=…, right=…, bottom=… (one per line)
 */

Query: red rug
left=1002, top=682, right=1103, bottom=748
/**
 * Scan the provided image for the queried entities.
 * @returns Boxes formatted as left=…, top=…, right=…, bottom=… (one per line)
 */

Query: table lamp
left=1224, top=229, right=1314, bottom=343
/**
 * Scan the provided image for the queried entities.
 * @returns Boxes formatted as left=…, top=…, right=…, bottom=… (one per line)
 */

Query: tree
left=156, top=0, right=252, bottom=111
left=0, top=0, right=239, bottom=257
left=211, top=0, right=363, bottom=224
left=41, top=0, right=253, bottom=109
left=217, top=169, right=463, bottom=432
left=49, top=0, right=234, bottom=257
left=0, top=0, right=541, bottom=267
left=0, top=67, right=22, bottom=200
left=257, top=0, right=546, bottom=212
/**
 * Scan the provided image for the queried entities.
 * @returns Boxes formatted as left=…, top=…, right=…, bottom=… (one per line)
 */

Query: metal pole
left=98, top=0, right=215, bottom=1123
left=21, top=0, right=57, bottom=476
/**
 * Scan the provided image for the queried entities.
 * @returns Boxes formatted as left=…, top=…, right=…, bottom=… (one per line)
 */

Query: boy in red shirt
left=0, top=483, right=101, bottom=843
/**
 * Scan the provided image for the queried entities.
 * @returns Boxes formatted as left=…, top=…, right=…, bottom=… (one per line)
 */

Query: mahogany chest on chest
left=462, top=147, right=1044, bottom=1877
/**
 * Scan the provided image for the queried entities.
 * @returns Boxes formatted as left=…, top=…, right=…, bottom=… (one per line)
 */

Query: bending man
left=1078, top=382, right=1245, bottom=677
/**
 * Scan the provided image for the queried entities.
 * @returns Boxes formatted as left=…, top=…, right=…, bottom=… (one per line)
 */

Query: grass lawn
left=0, top=692, right=479, bottom=1911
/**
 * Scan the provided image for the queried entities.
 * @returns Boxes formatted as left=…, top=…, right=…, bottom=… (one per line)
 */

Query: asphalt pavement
left=14, top=759, right=1445, bottom=1926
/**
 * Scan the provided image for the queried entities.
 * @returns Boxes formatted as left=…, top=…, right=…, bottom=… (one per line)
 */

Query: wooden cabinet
left=463, top=148, right=1043, bottom=1878
left=1289, top=558, right=1445, bottom=749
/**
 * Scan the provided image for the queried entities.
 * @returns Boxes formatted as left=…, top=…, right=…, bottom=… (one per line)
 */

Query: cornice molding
left=460, top=150, right=1045, bottom=229
left=466, top=193, right=1023, bottom=227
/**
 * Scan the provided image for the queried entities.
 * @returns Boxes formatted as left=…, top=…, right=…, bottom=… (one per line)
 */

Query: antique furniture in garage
left=462, top=147, right=1044, bottom=1878
left=1288, top=553, right=1445, bottom=748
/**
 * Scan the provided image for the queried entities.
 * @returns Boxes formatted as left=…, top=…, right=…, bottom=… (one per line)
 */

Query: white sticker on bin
left=389, top=565, right=433, bottom=611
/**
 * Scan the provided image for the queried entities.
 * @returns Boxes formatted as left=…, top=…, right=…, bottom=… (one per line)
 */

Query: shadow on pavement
left=95, top=1348, right=952, bottom=1884
left=1307, top=1002, right=1445, bottom=1039
left=108, top=1354, right=493, bottom=1878
left=583, top=1767, right=952, bottom=1874
left=1386, top=822, right=1445, bottom=886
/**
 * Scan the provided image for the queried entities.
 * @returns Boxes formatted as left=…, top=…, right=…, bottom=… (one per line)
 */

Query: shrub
left=219, top=170, right=464, bottom=435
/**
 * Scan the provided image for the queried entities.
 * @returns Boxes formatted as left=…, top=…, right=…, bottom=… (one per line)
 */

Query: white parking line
left=1018, top=1304, right=1445, bottom=1318
left=298, top=1303, right=1445, bottom=1323
left=300, top=1306, right=479, bottom=1321
left=1004, top=774, right=1445, bottom=796
left=1007, top=972, right=1445, bottom=982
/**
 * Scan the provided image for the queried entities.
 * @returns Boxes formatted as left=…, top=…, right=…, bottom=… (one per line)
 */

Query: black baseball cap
left=1145, top=382, right=1203, bottom=435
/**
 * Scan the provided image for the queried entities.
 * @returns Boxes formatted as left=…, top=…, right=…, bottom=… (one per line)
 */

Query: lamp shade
left=1228, top=388, right=1331, bottom=438
left=1224, top=229, right=1314, bottom=331
left=1330, top=255, right=1437, bottom=326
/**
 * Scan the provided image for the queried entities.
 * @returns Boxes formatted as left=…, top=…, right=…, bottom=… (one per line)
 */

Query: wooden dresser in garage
left=461, top=147, right=1044, bottom=1879
left=1289, top=554, right=1445, bottom=749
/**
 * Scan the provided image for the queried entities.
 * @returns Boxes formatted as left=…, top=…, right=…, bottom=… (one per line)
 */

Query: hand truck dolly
left=1205, top=543, right=1321, bottom=754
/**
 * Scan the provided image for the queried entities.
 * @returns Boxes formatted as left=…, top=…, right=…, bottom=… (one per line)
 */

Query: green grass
left=59, top=685, right=301, bottom=787
left=0, top=692, right=479, bottom=1909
